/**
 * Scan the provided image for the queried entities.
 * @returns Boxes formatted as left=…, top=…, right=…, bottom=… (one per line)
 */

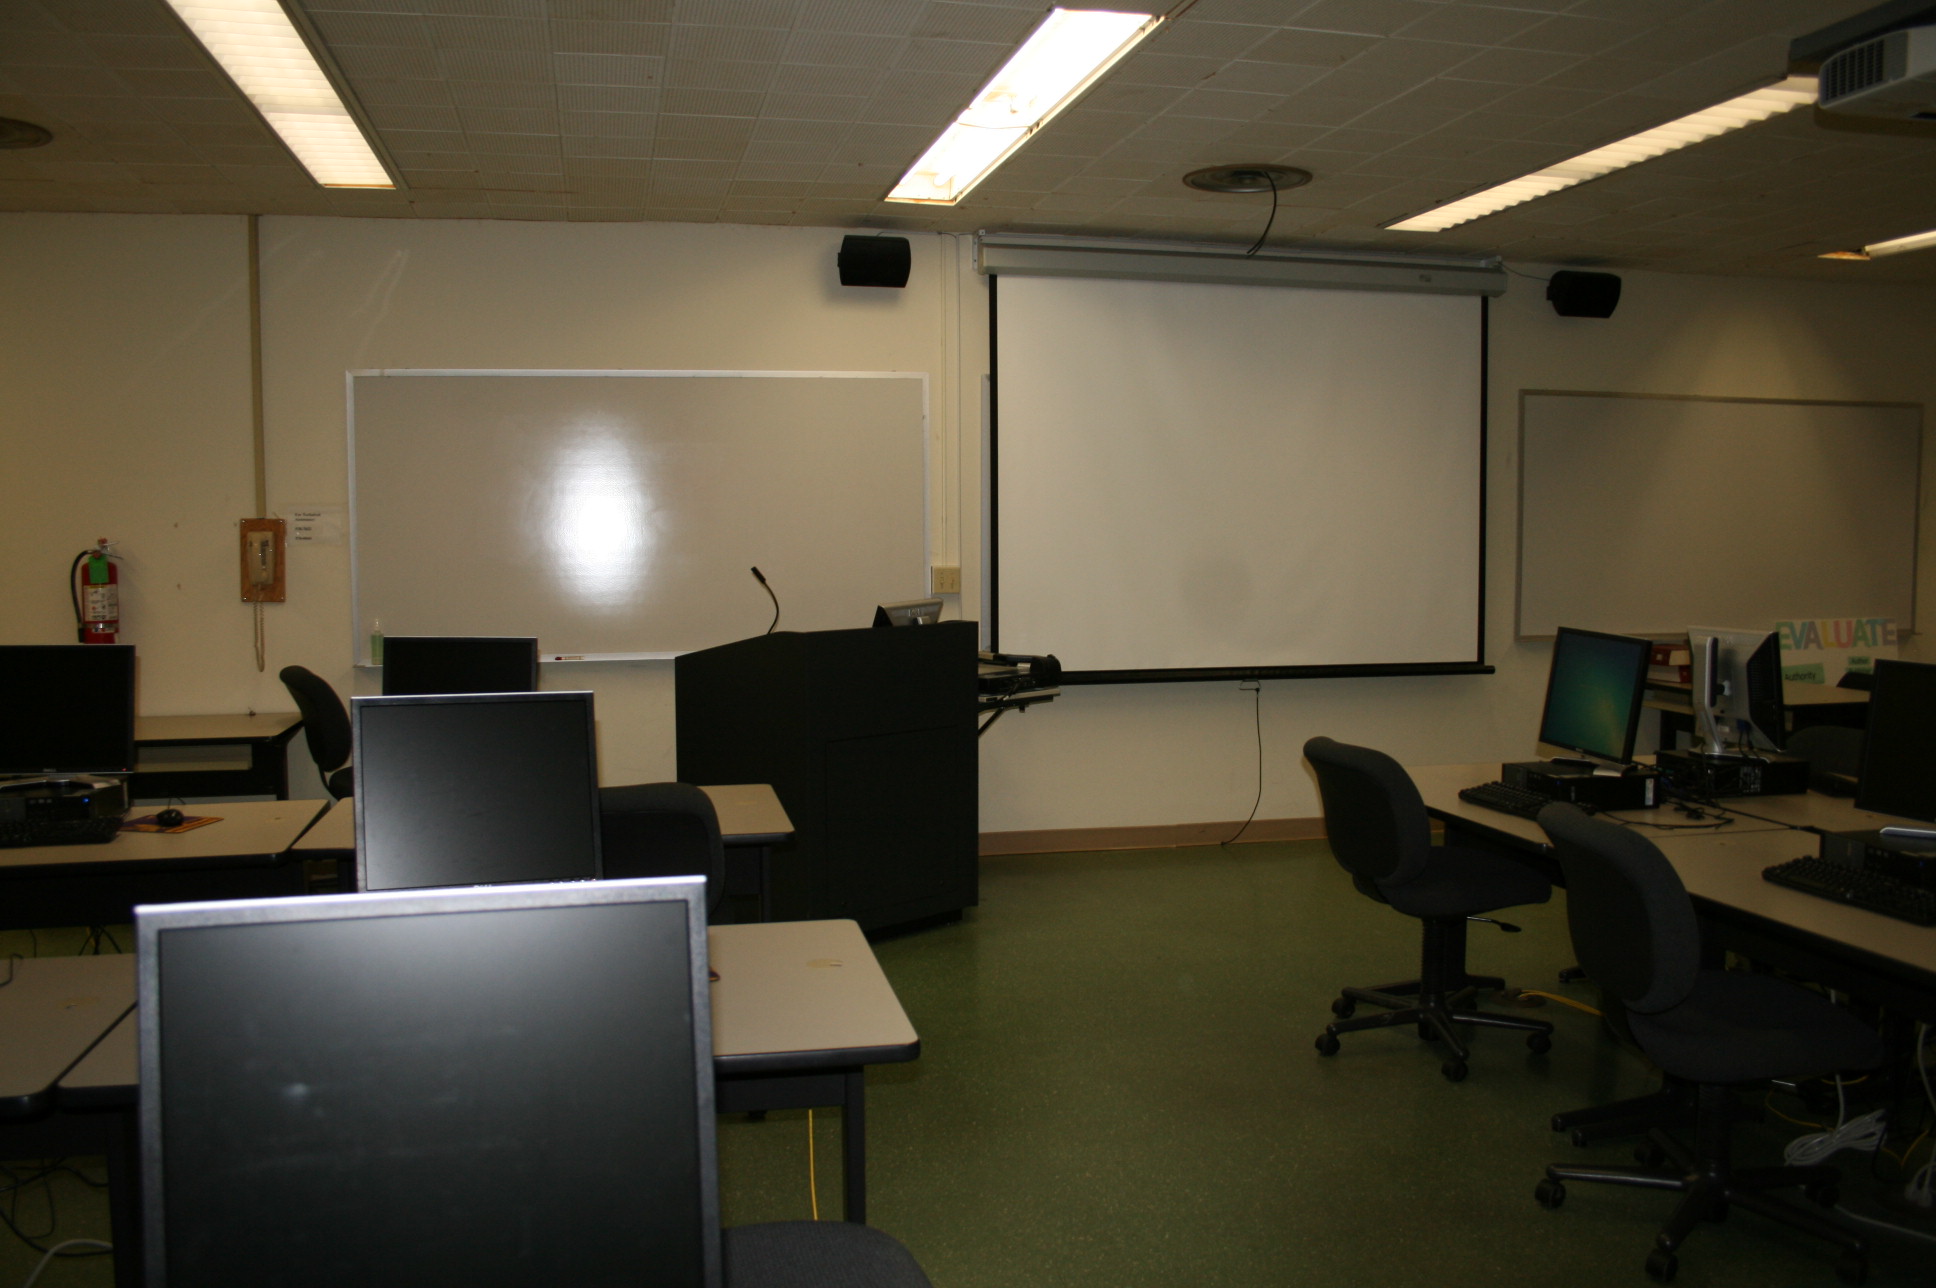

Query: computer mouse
left=156, top=808, right=185, bottom=828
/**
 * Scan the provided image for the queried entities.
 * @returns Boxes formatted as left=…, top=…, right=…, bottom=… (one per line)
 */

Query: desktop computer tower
left=1655, top=748, right=1809, bottom=798
left=0, top=776, right=128, bottom=822
left=1500, top=762, right=1658, bottom=810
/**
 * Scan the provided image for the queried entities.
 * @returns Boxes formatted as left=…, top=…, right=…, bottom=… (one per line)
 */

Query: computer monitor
left=1687, top=626, right=1785, bottom=756
left=1536, top=627, right=1652, bottom=766
left=351, top=691, right=601, bottom=891
left=0, top=644, right=136, bottom=778
left=873, top=598, right=942, bottom=628
left=137, top=877, right=718, bottom=1288
left=380, top=636, right=539, bottom=696
left=1854, top=659, right=1936, bottom=823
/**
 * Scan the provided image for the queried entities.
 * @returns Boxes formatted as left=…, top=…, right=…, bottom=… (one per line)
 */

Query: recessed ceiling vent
left=1819, top=24, right=1936, bottom=121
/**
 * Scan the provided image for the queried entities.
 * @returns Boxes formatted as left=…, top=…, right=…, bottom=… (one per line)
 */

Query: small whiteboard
left=1516, top=391, right=1920, bottom=639
left=350, top=371, right=928, bottom=660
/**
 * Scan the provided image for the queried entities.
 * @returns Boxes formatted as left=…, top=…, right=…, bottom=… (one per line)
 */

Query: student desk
left=711, top=919, right=921, bottom=1224
left=130, top=712, right=304, bottom=801
left=0, top=800, right=328, bottom=930
left=1411, top=764, right=1936, bottom=1023
left=0, top=919, right=917, bottom=1283
left=292, top=783, right=795, bottom=918
left=0, top=955, right=139, bottom=1288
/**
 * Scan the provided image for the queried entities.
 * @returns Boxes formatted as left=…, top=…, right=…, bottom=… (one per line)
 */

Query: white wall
left=969, top=261, right=1936, bottom=834
left=5, top=212, right=1933, bottom=832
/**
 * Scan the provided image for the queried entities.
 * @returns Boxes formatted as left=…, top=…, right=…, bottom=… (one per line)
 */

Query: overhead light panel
left=887, top=8, right=1162, bottom=206
left=1860, top=226, right=1936, bottom=257
left=163, top=0, right=392, bottom=188
left=1387, top=76, right=1817, bottom=233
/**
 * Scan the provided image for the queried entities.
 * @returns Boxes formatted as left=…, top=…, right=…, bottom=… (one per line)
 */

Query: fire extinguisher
left=70, top=539, right=120, bottom=644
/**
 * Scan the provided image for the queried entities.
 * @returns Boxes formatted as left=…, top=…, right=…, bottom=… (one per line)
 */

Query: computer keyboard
left=1457, top=781, right=1554, bottom=821
left=0, top=815, right=124, bottom=849
left=1762, top=856, right=1936, bottom=927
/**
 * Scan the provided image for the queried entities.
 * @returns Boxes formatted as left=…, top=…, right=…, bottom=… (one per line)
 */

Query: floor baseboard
left=979, top=817, right=1325, bottom=856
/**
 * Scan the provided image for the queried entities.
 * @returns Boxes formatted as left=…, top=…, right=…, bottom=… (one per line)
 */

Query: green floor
left=722, top=842, right=1936, bottom=1288
left=6, top=845, right=1934, bottom=1286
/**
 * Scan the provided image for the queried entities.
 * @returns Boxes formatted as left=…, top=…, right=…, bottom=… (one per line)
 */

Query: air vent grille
left=1821, top=30, right=1909, bottom=104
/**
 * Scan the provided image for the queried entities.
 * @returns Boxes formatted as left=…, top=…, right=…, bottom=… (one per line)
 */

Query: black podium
left=675, top=623, right=979, bottom=931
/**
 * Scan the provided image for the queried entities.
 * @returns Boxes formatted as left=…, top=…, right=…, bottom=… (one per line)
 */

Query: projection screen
left=990, top=273, right=1489, bottom=682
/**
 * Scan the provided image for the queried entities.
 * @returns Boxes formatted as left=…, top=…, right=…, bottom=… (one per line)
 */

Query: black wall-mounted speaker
left=1546, top=270, right=1622, bottom=318
left=838, top=235, right=911, bottom=288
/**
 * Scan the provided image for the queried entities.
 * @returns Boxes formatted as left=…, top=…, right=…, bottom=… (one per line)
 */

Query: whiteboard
left=1516, top=391, right=1920, bottom=639
left=992, top=274, right=1485, bottom=679
left=350, top=371, right=928, bottom=660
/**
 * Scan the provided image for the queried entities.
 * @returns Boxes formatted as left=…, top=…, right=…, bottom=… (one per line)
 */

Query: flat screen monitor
left=1855, top=659, right=1936, bottom=823
left=1536, top=627, right=1652, bottom=766
left=380, top=636, right=539, bottom=696
left=0, top=644, right=136, bottom=777
left=138, top=877, right=718, bottom=1288
left=1687, top=626, right=1785, bottom=756
left=351, top=691, right=601, bottom=891
left=873, top=598, right=942, bottom=628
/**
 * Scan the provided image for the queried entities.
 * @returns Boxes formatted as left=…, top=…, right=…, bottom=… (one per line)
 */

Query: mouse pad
left=122, top=814, right=221, bottom=833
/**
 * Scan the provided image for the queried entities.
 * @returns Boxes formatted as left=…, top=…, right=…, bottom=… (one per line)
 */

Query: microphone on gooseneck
left=750, top=567, right=779, bottom=634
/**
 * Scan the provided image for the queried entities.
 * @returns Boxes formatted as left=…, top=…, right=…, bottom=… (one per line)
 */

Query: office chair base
left=1551, top=1080, right=1698, bottom=1147
left=1537, top=1122, right=1867, bottom=1283
left=1317, top=982, right=1554, bottom=1080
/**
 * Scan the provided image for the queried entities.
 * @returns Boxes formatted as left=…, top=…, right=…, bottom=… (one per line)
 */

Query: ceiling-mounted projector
left=1818, top=24, right=1936, bottom=119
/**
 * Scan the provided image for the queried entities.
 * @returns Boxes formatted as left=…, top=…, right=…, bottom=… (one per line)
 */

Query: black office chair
left=1533, top=802, right=1884, bottom=1284
left=1304, top=737, right=1554, bottom=1082
left=599, top=782, right=728, bottom=917
left=278, top=665, right=353, bottom=799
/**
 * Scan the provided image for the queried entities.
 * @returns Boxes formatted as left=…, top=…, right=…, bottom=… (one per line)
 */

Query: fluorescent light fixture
left=1387, top=76, right=1818, bottom=233
left=163, top=0, right=392, bottom=188
left=887, top=8, right=1162, bottom=206
left=1861, top=226, right=1936, bottom=257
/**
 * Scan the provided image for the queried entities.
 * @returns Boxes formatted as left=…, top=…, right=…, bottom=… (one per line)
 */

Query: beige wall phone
left=239, top=517, right=286, bottom=602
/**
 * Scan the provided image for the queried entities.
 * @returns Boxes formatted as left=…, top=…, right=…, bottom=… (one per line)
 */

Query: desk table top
left=1408, top=763, right=1788, bottom=850
left=0, top=800, right=328, bottom=873
left=1652, top=827, right=1936, bottom=980
left=24, top=917, right=918, bottom=1106
left=0, top=955, right=134, bottom=1119
left=291, top=783, right=793, bottom=853
left=134, top=712, right=303, bottom=745
left=710, top=918, right=918, bottom=1073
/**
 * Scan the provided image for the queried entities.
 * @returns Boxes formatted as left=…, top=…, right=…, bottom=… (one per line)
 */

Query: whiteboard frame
left=347, top=369, right=932, bottom=663
left=1514, top=388, right=1922, bottom=641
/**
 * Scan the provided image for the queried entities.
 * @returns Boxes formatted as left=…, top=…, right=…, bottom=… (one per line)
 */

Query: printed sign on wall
left=1777, top=618, right=1897, bottom=685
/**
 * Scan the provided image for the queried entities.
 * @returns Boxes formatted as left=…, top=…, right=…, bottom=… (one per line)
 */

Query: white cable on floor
left=1784, top=1094, right=1887, bottom=1167
left=1833, top=1204, right=1936, bottom=1245
left=1909, top=1023, right=1934, bottom=1209
left=20, top=1239, right=111, bottom=1288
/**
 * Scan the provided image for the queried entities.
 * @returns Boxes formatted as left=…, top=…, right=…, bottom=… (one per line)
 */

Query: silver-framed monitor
left=138, top=877, right=718, bottom=1287
left=351, top=690, right=601, bottom=891
left=379, top=635, right=539, bottom=697
left=1687, top=626, right=1785, bottom=757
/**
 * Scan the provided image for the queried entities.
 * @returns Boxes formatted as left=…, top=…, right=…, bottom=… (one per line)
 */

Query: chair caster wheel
left=1441, top=1059, right=1468, bottom=1082
left=1314, top=1033, right=1341, bottom=1056
left=1534, top=1178, right=1565, bottom=1209
left=1526, top=1032, right=1552, bottom=1054
left=1645, top=1249, right=1677, bottom=1283
left=1807, top=1181, right=1839, bottom=1208
left=1331, top=996, right=1355, bottom=1018
left=1634, top=1142, right=1666, bottom=1168
left=1836, top=1251, right=1866, bottom=1284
